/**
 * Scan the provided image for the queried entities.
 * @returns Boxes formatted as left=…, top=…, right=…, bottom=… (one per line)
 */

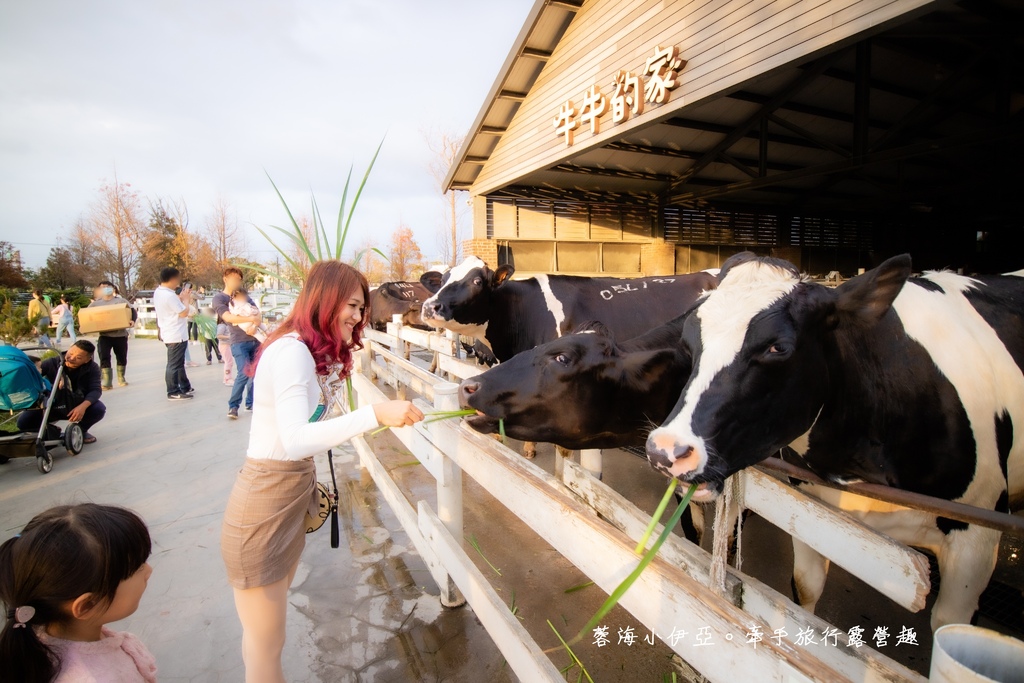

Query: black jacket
left=39, top=356, right=102, bottom=407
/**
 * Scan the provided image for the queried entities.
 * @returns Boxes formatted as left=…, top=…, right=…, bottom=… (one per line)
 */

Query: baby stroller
left=0, top=346, right=83, bottom=473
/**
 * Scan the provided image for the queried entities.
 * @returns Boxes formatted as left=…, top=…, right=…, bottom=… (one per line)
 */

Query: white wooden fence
left=350, top=317, right=929, bottom=683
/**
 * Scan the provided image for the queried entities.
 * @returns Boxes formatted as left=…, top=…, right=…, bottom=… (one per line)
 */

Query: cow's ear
left=620, top=348, right=688, bottom=391
left=834, top=254, right=912, bottom=324
left=420, top=271, right=443, bottom=293
left=492, top=265, right=515, bottom=288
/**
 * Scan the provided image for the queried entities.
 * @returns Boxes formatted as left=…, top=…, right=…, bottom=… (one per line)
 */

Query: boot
left=116, top=365, right=128, bottom=387
left=101, top=368, right=113, bottom=390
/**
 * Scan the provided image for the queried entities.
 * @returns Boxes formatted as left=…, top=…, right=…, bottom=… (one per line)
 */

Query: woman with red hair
left=220, top=260, right=422, bottom=683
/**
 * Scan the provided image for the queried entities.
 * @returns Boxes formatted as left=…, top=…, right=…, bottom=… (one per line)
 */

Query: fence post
left=433, top=381, right=466, bottom=608
left=391, top=314, right=408, bottom=399
left=445, top=330, right=459, bottom=380
left=580, top=449, right=603, bottom=480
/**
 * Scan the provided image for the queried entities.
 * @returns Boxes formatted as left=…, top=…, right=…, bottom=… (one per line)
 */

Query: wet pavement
left=2, top=338, right=1021, bottom=682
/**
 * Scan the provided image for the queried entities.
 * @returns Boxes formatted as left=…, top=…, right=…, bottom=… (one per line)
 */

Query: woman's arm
left=267, top=342, right=423, bottom=459
left=268, top=343, right=378, bottom=459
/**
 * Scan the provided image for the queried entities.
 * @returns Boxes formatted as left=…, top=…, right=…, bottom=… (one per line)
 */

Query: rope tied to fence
left=709, top=475, right=744, bottom=596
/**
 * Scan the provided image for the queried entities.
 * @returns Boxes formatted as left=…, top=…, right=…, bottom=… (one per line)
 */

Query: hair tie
left=7, top=606, right=35, bottom=628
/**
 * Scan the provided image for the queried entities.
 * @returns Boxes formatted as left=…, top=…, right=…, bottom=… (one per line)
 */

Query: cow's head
left=419, top=257, right=514, bottom=338
left=459, top=322, right=689, bottom=449
left=645, top=252, right=912, bottom=501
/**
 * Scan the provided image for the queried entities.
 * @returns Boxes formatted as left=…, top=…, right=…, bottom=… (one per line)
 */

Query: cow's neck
left=807, top=313, right=975, bottom=498
left=485, top=280, right=557, bottom=361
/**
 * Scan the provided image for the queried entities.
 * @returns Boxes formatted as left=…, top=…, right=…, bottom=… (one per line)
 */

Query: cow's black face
left=420, top=257, right=514, bottom=338
left=459, top=326, right=687, bottom=449
left=646, top=253, right=911, bottom=501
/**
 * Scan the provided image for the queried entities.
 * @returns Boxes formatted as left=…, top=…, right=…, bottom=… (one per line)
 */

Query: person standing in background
left=87, top=281, right=136, bottom=389
left=153, top=267, right=194, bottom=401
left=50, top=295, right=77, bottom=348
left=27, top=290, right=53, bottom=348
left=212, top=267, right=260, bottom=419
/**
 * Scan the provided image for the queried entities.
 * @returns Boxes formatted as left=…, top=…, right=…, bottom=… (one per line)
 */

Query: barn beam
left=854, top=41, right=871, bottom=157
left=551, top=163, right=676, bottom=183
left=870, top=51, right=990, bottom=152
left=727, top=89, right=891, bottom=129
left=604, top=141, right=802, bottom=172
left=669, top=122, right=1024, bottom=204
left=669, top=52, right=845, bottom=191
left=767, top=114, right=850, bottom=158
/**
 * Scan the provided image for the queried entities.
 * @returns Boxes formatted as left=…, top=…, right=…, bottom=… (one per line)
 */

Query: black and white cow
left=369, top=274, right=442, bottom=331
left=459, top=317, right=691, bottom=449
left=645, top=251, right=1024, bottom=629
left=420, top=256, right=717, bottom=362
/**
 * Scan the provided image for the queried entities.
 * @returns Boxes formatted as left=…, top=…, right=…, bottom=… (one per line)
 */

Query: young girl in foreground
left=0, top=503, right=157, bottom=683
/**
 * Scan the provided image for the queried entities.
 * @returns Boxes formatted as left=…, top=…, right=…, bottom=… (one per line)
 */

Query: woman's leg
left=54, top=319, right=67, bottom=347
left=232, top=560, right=300, bottom=683
left=68, top=318, right=77, bottom=342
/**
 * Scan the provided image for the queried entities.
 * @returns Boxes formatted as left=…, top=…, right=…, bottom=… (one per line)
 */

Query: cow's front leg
left=932, top=524, right=1001, bottom=631
left=523, top=441, right=537, bottom=459
left=792, top=538, right=830, bottom=612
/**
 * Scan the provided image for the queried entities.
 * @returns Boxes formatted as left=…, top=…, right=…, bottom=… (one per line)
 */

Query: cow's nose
left=459, top=380, right=480, bottom=408
left=422, top=301, right=440, bottom=318
left=645, top=430, right=704, bottom=479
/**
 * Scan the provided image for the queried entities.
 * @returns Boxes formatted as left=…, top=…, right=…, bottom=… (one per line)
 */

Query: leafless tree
left=423, top=127, right=469, bottom=268
left=206, top=196, right=243, bottom=264
left=89, top=175, right=145, bottom=295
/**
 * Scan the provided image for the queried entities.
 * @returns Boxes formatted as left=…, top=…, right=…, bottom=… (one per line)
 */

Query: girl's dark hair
left=0, top=504, right=151, bottom=683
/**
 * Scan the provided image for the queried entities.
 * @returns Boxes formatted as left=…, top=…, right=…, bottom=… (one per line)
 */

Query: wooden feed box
left=78, top=304, right=132, bottom=334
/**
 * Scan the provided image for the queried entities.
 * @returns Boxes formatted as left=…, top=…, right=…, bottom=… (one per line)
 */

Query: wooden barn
left=446, top=0, right=1023, bottom=278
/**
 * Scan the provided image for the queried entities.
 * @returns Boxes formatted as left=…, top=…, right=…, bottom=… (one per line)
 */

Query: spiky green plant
left=239, top=138, right=387, bottom=289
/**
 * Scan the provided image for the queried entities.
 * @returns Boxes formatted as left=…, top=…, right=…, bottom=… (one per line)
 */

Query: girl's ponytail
left=0, top=536, right=59, bottom=683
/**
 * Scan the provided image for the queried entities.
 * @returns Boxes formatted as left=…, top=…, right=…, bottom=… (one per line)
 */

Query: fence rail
left=349, top=317, right=928, bottom=683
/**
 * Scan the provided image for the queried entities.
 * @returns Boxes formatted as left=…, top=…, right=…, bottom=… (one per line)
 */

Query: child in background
left=217, top=320, right=234, bottom=385
left=228, top=289, right=268, bottom=342
left=201, top=306, right=223, bottom=365
left=0, top=503, right=157, bottom=683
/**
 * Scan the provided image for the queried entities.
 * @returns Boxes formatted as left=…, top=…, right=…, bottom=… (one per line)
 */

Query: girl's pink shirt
left=37, top=626, right=158, bottom=682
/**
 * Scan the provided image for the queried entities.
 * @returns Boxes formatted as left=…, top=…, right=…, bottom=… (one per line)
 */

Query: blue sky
left=0, top=0, right=530, bottom=268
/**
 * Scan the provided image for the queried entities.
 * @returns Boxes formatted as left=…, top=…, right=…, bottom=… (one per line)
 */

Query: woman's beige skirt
left=221, top=457, right=318, bottom=590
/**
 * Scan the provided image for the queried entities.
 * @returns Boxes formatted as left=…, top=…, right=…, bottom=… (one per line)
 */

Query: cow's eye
left=473, top=277, right=482, bottom=286
left=554, top=353, right=571, bottom=365
left=766, top=343, right=789, bottom=356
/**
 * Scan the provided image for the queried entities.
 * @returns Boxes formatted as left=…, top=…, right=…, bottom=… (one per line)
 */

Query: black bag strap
left=327, top=448, right=340, bottom=548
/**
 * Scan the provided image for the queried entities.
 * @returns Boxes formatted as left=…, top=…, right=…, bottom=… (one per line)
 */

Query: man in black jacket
left=16, top=340, right=106, bottom=444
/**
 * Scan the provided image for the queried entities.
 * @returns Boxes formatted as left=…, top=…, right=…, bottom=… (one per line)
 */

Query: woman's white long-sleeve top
left=247, top=334, right=378, bottom=461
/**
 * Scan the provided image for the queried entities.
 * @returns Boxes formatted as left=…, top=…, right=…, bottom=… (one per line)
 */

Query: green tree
left=36, top=246, right=76, bottom=290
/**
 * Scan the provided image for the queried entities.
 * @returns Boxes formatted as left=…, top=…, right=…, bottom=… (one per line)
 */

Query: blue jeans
left=229, top=340, right=258, bottom=410
left=54, top=316, right=76, bottom=345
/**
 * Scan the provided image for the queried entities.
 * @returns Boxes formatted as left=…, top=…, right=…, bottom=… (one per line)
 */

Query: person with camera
left=16, top=340, right=106, bottom=445
left=153, top=267, right=194, bottom=401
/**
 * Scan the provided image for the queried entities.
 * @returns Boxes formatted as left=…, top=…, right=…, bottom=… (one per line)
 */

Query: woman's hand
left=373, top=400, right=424, bottom=428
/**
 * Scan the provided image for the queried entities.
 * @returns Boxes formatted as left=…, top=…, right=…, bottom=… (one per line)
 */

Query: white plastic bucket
left=929, top=624, right=1024, bottom=682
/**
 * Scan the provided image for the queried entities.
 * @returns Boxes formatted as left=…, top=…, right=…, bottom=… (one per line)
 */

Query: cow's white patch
left=702, top=268, right=721, bottom=277
left=535, top=274, right=566, bottom=338
left=1003, top=268, right=1024, bottom=278
left=421, top=256, right=486, bottom=313
left=891, top=275, right=1024, bottom=506
left=651, top=261, right=805, bottom=475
